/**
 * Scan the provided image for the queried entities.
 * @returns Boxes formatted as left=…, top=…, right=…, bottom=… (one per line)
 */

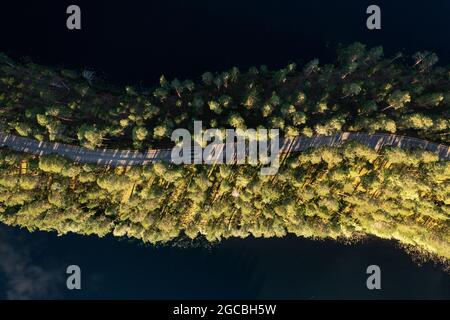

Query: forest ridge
left=0, top=43, right=448, bottom=265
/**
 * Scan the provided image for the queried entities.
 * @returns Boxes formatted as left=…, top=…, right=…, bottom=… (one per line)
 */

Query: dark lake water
left=0, top=0, right=449, bottom=299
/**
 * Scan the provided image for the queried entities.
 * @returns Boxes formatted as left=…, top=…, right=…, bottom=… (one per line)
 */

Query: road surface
left=0, top=132, right=448, bottom=166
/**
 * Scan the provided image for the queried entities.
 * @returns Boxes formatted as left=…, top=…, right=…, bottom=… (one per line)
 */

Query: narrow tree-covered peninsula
left=0, top=43, right=448, bottom=263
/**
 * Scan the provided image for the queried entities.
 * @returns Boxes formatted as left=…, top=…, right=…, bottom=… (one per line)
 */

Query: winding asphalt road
left=0, top=132, right=448, bottom=166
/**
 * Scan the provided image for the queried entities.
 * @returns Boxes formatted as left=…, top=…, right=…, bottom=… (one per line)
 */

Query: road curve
left=0, top=132, right=448, bottom=166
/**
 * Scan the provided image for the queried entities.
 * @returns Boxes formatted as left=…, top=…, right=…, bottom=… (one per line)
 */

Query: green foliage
left=0, top=143, right=447, bottom=261
left=0, top=43, right=448, bottom=150
left=133, top=126, right=148, bottom=141
left=0, top=44, right=449, bottom=262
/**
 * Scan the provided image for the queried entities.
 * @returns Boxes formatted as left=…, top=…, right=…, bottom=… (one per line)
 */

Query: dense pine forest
left=0, top=43, right=448, bottom=263
left=0, top=143, right=448, bottom=261
left=0, top=43, right=449, bottom=149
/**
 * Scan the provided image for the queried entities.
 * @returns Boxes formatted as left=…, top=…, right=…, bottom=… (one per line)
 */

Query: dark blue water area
left=0, top=224, right=449, bottom=300
left=2, top=0, right=450, bottom=83
left=0, top=0, right=449, bottom=299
